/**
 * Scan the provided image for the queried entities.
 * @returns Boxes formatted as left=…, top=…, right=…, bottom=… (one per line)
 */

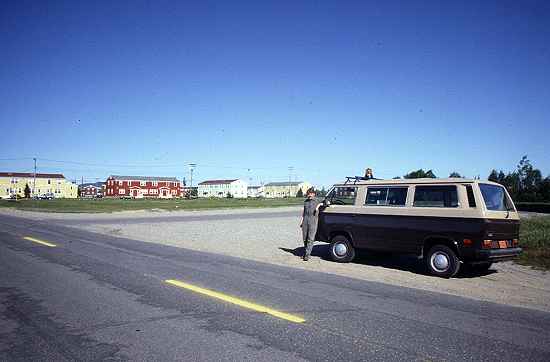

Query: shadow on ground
left=279, top=244, right=498, bottom=279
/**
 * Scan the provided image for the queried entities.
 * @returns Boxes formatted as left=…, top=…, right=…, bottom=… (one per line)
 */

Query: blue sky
left=1, top=0, right=549, bottom=187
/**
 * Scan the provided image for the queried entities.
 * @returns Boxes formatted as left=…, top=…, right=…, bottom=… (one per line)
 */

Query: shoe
left=303, top=256, right=309, bottom=261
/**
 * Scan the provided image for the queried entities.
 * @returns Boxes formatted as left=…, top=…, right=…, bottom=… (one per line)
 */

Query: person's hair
left=306, top=187, right=315, bottom=194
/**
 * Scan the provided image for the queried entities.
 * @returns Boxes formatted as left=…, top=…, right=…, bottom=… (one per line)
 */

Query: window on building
left=118, top=181, right=123, bottom=186
left=413, top=186, right=459, bottom=208
left=140, top=181, right=146, bottom=186
left=120, top=189, right=126, bottom=194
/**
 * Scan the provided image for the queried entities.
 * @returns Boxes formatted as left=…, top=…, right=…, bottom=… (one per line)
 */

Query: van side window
left=366, top=187, right=407, bottom=206
left=465, top=185, right=476, bottom=207
left=413, top=186, right=458, bottom=208
left=328, top=186, right=357, bottom=205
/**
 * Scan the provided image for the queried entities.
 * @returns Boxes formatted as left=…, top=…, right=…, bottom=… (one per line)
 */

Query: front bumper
left=474, top=247, right=522, bottom=262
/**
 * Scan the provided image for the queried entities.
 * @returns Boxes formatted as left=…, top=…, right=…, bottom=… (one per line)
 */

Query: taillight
left=463, top=239, right=473, bottom=247
left=512, top=239, right=519, bottom=247
left=482, top=240, right=492, bottom=249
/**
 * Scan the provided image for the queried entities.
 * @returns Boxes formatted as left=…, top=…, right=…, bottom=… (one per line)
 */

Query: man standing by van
left=300, top=187, right=322, bottom=261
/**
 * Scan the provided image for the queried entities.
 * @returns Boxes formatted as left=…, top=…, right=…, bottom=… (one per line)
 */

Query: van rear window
left=413, top=186, right=458, bottom=208
left=479, top=184, right=513, bottom=211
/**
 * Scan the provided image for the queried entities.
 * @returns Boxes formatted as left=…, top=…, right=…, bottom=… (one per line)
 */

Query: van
left=317, top=177, right=521, bottom=278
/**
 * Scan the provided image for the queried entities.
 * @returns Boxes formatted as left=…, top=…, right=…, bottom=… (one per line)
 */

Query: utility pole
left=33, top=157, right=37, bottom=197
left=189, top=163, right=196, bottom=187
left=288, top=166, right=293, bottom=197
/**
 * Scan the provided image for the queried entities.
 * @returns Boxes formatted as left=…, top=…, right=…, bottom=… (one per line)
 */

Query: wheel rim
left=334, top=242, right=348, bottom=257
left=430, top=251, right=450, bottom=272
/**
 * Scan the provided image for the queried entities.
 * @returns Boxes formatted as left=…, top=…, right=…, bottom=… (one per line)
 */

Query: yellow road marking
left=165, top=279, right=305, bottom=323
left=23, top=236, right=57, bottom=248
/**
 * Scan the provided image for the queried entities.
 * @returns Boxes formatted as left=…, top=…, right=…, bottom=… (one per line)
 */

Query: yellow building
left=263, top=181, right=312, bottom=198
left=0, top=172, right=78, bottom=199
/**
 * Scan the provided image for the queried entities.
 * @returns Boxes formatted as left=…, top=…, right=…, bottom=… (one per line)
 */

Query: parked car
left=316, top=177, right=521, bottom=278
left=39, top=193, right=55, bottom=200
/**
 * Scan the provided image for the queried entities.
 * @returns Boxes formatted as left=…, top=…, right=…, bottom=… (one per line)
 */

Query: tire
left=425, top=245, right=460, bottom=278
left=329, top=235, right=355, bottom=263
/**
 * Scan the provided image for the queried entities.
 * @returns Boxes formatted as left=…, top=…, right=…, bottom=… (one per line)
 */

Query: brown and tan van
left=317, top=178, right=521, bottom=278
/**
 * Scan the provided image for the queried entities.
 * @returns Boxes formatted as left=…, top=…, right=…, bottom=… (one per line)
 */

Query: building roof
left=108, top=175, right=179, bottom=182
left=198, top=179, right=238, bottom=185
left=247, top=185, right=262, bottom=189
left=264, top=181, right=303, bottom=187
left=0, top=172, right=65, bottom=179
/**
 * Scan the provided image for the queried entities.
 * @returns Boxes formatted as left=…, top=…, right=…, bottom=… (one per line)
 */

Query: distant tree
left=503, top=172, right=520, bottom=200
left=24, top=184, right=31, bottom=198
left=392, top=176, right=401, bottom=179
left=539, top=177, right=550, bottom=202
left=449, top=172, right=462, bottom=178
left=77, top=187, right=82, bottom=198
left=296, top=189, right=303, bottom=198
left=226, top=192, right=233, bottom=198
left=487, top=156, right=548, bottom=202
left=404, top=169, right=437, bottom=179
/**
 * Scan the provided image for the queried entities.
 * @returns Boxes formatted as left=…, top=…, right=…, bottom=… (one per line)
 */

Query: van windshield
left=479, top=184, right=514, bottom=211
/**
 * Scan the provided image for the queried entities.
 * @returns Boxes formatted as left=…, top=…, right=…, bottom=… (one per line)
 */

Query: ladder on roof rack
left=344, top=176, right=367, bottom=185
left=344, top=176, right=381, bottom=184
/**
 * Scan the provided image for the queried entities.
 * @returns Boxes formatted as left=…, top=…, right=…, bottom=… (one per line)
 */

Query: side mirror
left=323, top=200, right=331, bottom=207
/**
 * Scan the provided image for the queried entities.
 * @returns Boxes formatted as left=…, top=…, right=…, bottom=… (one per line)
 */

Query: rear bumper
left=474, top=247, right=522, bottom=262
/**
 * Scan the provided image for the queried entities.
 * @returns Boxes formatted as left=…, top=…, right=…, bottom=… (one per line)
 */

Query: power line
left=0, top=157, right=35, bottom=161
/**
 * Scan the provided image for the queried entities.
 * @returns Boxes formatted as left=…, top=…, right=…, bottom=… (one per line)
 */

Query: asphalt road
left=1, top=214, right=549, bottom=361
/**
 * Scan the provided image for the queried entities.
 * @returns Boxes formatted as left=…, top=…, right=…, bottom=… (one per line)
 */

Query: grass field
left=0, top=197, right=304, bottom=213
left=518, top=216, right=550, bottom=270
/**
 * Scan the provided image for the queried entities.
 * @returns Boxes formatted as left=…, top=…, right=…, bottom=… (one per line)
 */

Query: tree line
left=395, top=156, right=550, bottom=202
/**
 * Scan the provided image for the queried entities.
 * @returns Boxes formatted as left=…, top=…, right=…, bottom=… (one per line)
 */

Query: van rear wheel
left=425, top=245, right=460, bottom=278
left=329, top=235, right=355, bottom=263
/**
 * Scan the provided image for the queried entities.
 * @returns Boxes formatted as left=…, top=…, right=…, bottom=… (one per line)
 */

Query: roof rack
left=344, top=176, right=382, bottom=185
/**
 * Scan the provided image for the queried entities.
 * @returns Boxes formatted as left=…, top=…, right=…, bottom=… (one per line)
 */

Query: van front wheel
left=425, top=245, right=460, bottom=278
left=329, top=235, right=355, bottom=263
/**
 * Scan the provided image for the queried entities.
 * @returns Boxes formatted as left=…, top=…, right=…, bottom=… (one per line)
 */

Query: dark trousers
left=302, top=217, right=317, bottom=258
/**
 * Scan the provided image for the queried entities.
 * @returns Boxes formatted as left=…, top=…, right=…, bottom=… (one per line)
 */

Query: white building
left=247, top=185, right=264, bottom=198
left=198, top=179, right=248, bottom=198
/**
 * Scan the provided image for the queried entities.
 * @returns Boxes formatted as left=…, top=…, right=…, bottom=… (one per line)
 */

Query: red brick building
left=105, top=175, right=182, bottom=199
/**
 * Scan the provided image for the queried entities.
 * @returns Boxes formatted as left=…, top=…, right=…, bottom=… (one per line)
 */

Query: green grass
left=0, top=197, right=304, bottom=213
left=517, top=216, right=550, bottom=270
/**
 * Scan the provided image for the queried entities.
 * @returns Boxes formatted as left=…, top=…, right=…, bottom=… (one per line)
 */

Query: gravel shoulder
left=2, top=207, right=549, bottom=313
